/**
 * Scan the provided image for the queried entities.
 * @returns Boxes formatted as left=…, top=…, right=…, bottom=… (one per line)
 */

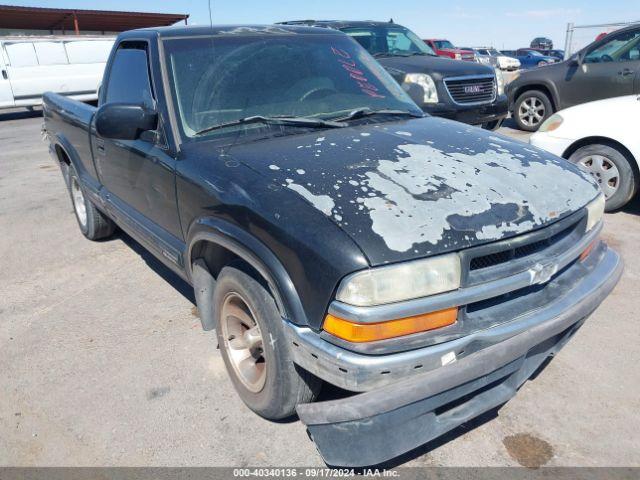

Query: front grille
left=444, top=75, right=496, bottom=105
left=469, top=221, right=576, bottom=271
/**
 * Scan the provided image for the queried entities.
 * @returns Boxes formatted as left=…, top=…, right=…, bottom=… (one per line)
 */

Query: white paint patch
left=361, top=143, right=597, bottom=252
left=296, top=169, right=305, bottom=175
left=316, top=137, right=325, bottom=142
left=287, top=183, right=335, bottom=216
left=395, top=131, right=412, bottom=136
left=268, top=165, right=280, bottom=170
left=361, top=132, right=371, bottom=137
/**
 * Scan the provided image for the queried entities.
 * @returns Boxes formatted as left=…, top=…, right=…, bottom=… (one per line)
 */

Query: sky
left=8, top=0, right=639, bottom=50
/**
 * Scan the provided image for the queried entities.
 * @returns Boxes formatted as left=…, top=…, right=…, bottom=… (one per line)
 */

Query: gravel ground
left=1, top=108, right=638, bottom=467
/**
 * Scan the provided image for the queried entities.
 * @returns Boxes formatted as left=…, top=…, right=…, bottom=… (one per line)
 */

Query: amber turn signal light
left=580, top=239, right=599, bottom=261
left=323, top=307, right=458, bottom=343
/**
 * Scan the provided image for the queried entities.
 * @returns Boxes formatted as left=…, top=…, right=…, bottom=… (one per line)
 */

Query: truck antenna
left=208, top=0, right=213, bottom=28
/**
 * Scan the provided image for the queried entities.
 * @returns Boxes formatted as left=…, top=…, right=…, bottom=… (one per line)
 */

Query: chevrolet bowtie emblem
left=528, top=262, right=558, bottom=285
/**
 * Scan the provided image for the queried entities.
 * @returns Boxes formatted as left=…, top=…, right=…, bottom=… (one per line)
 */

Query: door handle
left=619, top=68, right=634, bottom=76
left=1, top=69, right=7, bottom=80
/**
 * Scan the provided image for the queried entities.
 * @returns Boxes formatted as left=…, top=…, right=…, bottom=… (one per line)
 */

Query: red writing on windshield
left=331, top=47, right=386, bottom=99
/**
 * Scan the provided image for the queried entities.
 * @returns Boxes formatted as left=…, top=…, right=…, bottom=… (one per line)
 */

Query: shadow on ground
left=0, top=108, right=42, bottom=122
left=117, top=231, right=196, bottom=305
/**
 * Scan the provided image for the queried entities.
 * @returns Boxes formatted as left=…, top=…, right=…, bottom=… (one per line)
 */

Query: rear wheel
left=67, top=164, right=115, bottom=240
left=514, top=89, right=553, bottom=131
left=568, top=144, right=638, bottom=211
left=214, top=266, right=321, bottom=420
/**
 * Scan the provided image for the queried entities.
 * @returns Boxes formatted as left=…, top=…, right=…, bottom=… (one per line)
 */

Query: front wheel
left=514, top=90, right=553, bottom=132
left=214, top=266, right=321, bottom=420
left=568, top=144, right=638, bottom=211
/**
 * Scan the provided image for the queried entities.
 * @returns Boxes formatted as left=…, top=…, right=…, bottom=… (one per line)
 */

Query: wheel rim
left=220, top=292, right=267, bottom=393
left=578, top=155, right=620, bottom=199
left=518, top=97, right=546, bottom=127
left=71, top=176, right=87, bottom=227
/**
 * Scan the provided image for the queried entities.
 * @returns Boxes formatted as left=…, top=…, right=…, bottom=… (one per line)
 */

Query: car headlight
left=586, top=194, right=605, bottom=232
left=454, top=53, right=462, bottom=60
left=495, top=68, right=505, bottom=95
left=402, top=73, right=439, bottom=104
left=538, top=113, right=563, bottom=133
left=335, top=253, right=461, bottom=307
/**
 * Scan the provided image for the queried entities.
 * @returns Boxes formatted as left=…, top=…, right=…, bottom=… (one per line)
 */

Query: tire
left=481, top=118, right=504, bottom=131
left=514, top=89, right=553, bottom=132
left=568, top=144, right=638, bottom=211
left=214, top=266, right=321, bottom=420
left=67, top=163, right=115, bottom=240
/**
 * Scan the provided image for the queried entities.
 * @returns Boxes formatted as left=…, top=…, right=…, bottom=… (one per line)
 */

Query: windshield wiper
left=194, top=115, right=346, bottom=136
left=331, top=108, right=423, bottom=123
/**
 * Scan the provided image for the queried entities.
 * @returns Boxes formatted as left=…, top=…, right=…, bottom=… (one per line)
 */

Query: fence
left=563, top=20, right=640, bottom=58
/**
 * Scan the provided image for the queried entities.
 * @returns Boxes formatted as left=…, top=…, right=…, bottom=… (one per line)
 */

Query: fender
left=186, top=217, right=311, bottom=328
left=50, top=133, right=103, bottom=203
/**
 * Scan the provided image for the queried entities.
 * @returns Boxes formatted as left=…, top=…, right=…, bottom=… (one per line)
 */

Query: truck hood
left=225, top=117, right=599, bottom=266
left=377, top=55, right=493, bottom=81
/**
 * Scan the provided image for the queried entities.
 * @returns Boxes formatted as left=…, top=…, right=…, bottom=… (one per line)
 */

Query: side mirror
left=95, top=103, right=157, bottom=141
left=569, top=52, right=583, bottom=66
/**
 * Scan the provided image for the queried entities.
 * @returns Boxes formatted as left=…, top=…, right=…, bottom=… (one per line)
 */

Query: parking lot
left=1, top=108, right=639, bottom=468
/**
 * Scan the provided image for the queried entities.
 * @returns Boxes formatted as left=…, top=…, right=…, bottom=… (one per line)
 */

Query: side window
left=34, top=42, right=68, bottom=65
left=5, top=42, right=38, bottom=67
left=585, top=29, right=640, bottom=63
left=66, top=40, right=114, bottom=64
left=104, top=43, right=154, bottom=109
left=345, top=31, right=375, bottom=53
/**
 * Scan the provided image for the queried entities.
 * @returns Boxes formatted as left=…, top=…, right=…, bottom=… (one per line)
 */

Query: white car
left=530, top=95, right=640, bottom=211
left=473, top=47, right=521, bottom=71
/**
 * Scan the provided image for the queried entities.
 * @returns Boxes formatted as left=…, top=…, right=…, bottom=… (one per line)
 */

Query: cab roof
left=118, top=24, right=344, bottom=39
left=278, top=20, right=405, bottom=30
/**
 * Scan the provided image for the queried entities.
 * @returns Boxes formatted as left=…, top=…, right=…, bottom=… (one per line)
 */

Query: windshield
left=341, top=26, right=436, bottom=57
left=163, top=34, right=421, bottom=140
left=527, top=50, right=545, bottom=57
left=433, top=40, right=455, bottom=50
left=487, top=49, right=500, bottom=56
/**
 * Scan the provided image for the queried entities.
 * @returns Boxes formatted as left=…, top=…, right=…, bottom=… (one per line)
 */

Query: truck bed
left=42, top=92, right=100, bottom=190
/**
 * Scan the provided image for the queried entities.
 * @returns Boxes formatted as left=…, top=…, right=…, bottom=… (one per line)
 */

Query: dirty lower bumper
left=424, top=94, right=508, bottom=125
left=294, top=247, right=622, bottom=467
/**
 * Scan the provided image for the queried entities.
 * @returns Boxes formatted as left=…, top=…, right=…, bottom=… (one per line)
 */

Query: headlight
left=495, top=68, right=505, bottom=95
left=454, top=53, right=462, bottom=60
left=586, top=194, right=605, bottom=232
left=335, top=253, right=461, bottom=307
left=402, top=73, right=439, bottom=104
left=538, top=113, right=563, bottom=133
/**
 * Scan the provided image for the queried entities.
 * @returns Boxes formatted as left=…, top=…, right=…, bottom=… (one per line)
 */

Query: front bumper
left=288, top=245, right=622, bottom=466
left=423, top=94, right=508, bottom=125
left=529, top=131, right=574, bottom=158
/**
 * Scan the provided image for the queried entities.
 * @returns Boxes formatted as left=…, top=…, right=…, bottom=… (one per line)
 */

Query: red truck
left=424, top=38, right=475, bottom=61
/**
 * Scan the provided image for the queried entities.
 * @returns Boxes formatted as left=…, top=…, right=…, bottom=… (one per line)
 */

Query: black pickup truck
left=42, top=25, right=622, bottom=467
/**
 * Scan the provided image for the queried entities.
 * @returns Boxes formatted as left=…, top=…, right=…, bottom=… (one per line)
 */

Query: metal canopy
left=0, top=4, right=189, bottom=34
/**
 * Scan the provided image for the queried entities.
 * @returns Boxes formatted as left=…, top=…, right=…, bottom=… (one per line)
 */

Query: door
left=93, top=41, right=182, bottom=242
left=559, top=27, right=640, bottom=109
left=0, top=46, right=14, bottom=107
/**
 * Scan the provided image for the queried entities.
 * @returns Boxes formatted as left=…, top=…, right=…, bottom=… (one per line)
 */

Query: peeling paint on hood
left=223, top=117, right=599, bottom=266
